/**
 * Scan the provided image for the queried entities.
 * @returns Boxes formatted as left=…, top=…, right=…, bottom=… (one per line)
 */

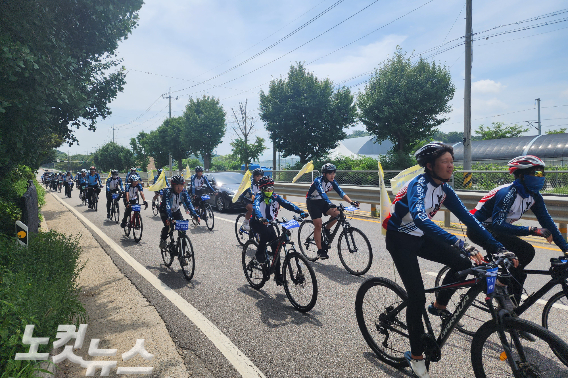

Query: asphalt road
left=45, top=185, right=568, bottom=377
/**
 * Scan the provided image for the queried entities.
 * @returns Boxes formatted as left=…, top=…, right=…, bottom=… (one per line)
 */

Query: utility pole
left=463, top=0, right=473, bottom=171
left=536, top=98, right=541, bottom=135
left=162, top=88, right=178, bottom=175
left=112, top=125, right=115, bottom=143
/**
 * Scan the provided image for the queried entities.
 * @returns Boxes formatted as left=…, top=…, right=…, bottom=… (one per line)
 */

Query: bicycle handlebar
left=456, top=256, right=514, bottom=279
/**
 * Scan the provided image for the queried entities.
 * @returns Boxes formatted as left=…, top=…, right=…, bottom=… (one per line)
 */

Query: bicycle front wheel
left=179, top=235, right=195, bottom=281
left=161, top=241, right=173, bottom=267
left=355, top=277, right=410, bottom=368
left=204, top=204, right=214, bottom=230
left=235, top=214, right=249, bottom=246
left=282, top=251, right=318, bottom=312
left=297, top=220, right=318, bottom=261
left=471, top=317, right=568, bottom=377
left=132, top=212, right=143, bottom=242
left=242, top=240, right=267, bottom=290
left=337, top=227, right=373, bottom=275
left=542, top=290, right=568, bottom=366
left=152, top=199, right=159, bottom=216
left=113, top=202, right=120, bottom=223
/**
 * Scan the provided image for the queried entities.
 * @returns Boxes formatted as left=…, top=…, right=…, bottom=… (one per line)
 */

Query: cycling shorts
left=306, top=199, right=332, bottom=220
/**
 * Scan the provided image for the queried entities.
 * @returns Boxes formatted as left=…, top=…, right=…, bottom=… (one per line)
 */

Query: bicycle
left=58, top=179, right=63, bottom=193
left=161, top=220, right=195, bottom=281
left=434, top=256, right=568, bottom=356
left=242, top=216, right=318, bottom=312
left=109, top=191, right=122, bottom=224
left=151, top=191, right=162, bottom=217
left=123, top=202, right=144, bottom=242
left=235, top=213, right=280, bottom=246
left=79, top=184, right=88, bottom=206
left=64, top=182, right=73, bottom=198
left=355, top=256, right=568, bottom=377
left=298, top=204, right=373, bottom=276
left=88, top=187, right=99, bottom=211
left=192, top=194, right=214, bottom=231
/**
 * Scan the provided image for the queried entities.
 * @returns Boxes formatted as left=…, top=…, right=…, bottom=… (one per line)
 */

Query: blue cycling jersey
left=160, top=187, right=197, bottom=218
left=306, top=176, right=345, bottom=204
left=253, top=193, right=302, bottom=221
left=190, top=174, right=215, bottom=195
left=86, top=173, right=101, bottom=186
left=106, top=176, right=124, bottom=192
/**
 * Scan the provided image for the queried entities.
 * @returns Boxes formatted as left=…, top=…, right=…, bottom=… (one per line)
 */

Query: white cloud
left=472, top=79, right=505, bottom=94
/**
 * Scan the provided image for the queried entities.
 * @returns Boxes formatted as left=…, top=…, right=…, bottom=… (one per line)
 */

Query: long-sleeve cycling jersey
left=239, top=177, right=261, bottom=201
left=471, top=180, right=568, bottom=251
left=106, top=176, right=124, bottom=192
left=190, top=174, right=215, bottom=195
left=253, top=193, right=303, bottom=221
left=86, top=173, right=102, bottom=186
left=306, top=176, right=346, bottom=204
left=124, top=183, right=143, bottom=202
left=153, top=173, right=169, bottom=187
left=77, top=175, right=88, bottom=185
left=65, top=175, right=74, bottom=183
left=384, top=173, right=504, bottom=252
left=160, top=187, right=197, bottom=218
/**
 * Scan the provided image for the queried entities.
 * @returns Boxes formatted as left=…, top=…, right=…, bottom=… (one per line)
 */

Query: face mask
left=523, top=175, right=545, bottom=193
left=263, top=192, right=273, bottom=204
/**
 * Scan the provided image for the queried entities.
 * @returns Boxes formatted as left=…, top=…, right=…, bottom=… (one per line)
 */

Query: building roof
left=329, top=136, right=393, bottom=158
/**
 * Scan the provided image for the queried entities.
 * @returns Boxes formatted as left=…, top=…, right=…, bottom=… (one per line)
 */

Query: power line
left=441, top=3, right=465, bottom=43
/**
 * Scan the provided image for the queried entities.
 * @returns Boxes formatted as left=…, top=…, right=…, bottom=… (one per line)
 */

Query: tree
left=182, top=96, right=226, bottom=170
left=475, top=122, right=529, bottom=140
left=546, top=128, right=567, bottom=135
left=259, top=62, right=357, bottom=164
left=130, top=132, right=150, bottom=172
left=357, top=47, right=455, bottom=156
left=345, top=130, right=371, bottom=139
left=93, top=142, right=135, bottom=173
left=142, top=128, right=172, bottom=170
left=231, top=100, right=266, bottom=169
left=0, top=0, right=143, bottom=176
left=162, top=116, right=191, bottom=172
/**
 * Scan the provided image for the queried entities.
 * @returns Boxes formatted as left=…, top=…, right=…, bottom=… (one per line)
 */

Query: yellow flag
left=107, top=170, right=111, bottom=180
left=292, top=161, right=314, bottom=183
left=183, top=165, right=191, bottom=181
left=147, top=170, right=167, bottom=191
left=233, top=170, right=252, bottom=203
left=378, top=162, right=391, bottom=235
left=389, top=164, right=423, bottom=195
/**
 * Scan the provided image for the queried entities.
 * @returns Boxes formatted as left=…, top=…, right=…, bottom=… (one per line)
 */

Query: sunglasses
left=262, top=186, right=274, bottom=192
left=533, top=170, right=545, bottom=177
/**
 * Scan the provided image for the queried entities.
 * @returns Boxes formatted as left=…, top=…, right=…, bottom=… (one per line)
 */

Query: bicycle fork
left=484, top=297, right=522, bottom=373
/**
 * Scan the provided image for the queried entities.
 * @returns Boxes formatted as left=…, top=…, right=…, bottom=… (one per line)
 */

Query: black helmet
left=321, top=163, right=336, bottom=174
left=171, top=175, right=185, bottom=185
left=111, top=169, right=118, bottom=175
left=415, top=141, right=454, bottom=168
left=258, top=176, right=274, bottom=189
left=252, top=168, right=264, bottom=176
left=157, top=168, right=162, bottom=174
left=130, top=167, right=136, bottom=172
left=89, top=166, right=96, bottom=171
left=195, top=166, right=204, bottom=172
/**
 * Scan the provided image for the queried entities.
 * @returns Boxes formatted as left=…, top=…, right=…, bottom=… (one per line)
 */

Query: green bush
left=0, top=231, right=85, bottom=377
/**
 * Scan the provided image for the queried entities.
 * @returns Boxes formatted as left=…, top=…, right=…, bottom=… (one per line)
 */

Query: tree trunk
left=203, top=153, right=211, bottom=170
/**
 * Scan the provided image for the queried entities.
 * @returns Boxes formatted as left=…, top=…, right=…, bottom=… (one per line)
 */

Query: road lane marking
left=51, top=193, right=265, bottom=378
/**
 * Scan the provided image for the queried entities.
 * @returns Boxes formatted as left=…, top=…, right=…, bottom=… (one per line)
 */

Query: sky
left=65, top=0, right=568, bottom=161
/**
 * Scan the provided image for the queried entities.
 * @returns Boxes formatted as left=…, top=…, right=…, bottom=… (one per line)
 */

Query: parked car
left=204, top=172, right=248, bottom=212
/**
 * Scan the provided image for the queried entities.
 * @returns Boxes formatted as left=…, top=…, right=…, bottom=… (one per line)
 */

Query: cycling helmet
left=66, top=171, right=70, bottom=175
left=89, top=166, right=96, bottom=171
left=258, top=176, right=274, bottom=189
left=321, top=163, right=337, bottom=174
left=195, top=166, right=204, bottom=172
left=130, top=167, right=136, bottom=172
left=157, top=168, right=163, bottom=174
left=111, top=169, right=118, bottom=175
left=415, top=141, right=453, bottom=167
left=171, top=175, right=185, bottom=185
left=507, top=155, right=545, bottom=174
left=252, top=168, right=264, bottom=176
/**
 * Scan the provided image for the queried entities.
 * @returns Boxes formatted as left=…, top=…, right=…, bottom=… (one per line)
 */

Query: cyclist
left=86, top=166, right=102, bottom=209
left=238, top=167, right=264, bottom=231
left=106, top=169, right=125, bottom=219
left=189, top=166, right=215, bottom=209
left=120, top=175, right=148, bottom=228
left=383, top=141, right=516, bottom=378
left=151, top=168, right=169, bottom=206
left=468, top=155, right=568, bottom=306
left=64, top=171, right=74, bottom=196
left=252, top=176, right=308, bottom=285
left=306, top=163, right=359, bottom=260
left=158, top=175, right=200, bottom=251
left=77, top=169, right=88, bottom=201
left=125, top=167, right=138, bottom=183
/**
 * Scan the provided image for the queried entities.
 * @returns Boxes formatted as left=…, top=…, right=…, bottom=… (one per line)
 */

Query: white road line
left=215, top=215, right=235, bottom=224
left=426, top=271, right=568, bottom=311
left=51, top=193, right=265, bottom=378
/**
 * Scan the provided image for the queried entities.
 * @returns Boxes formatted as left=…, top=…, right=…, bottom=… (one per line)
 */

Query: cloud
left=472, top=79, right=505, bottom=94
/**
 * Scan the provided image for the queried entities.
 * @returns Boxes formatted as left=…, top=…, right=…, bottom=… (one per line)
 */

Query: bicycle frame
left=264, top=220, right=299, bottom=273
left=321, top=205, right=354, bottom=244
left=514, top=264, right=568, bottom=316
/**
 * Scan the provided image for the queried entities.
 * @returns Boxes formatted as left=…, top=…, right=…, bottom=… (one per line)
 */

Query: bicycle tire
left=152, top=199, right=159, bottom=216
left=204, top=204, right=214, bottom=231
left=434, top=265, right=491, bottom=337
left=235, top=214, right=249, bottom=246
left=242, top=240, right=267, bottom=290
left=113, top=202, right=120, bottom=223
left=337, top=227, right=373, bottom=275
left=161, top=240, right=174, bottom=267
left=542, top=290, right=568, bottom=366
left=355, top=277, right=410, bottom=368
left=179, top=234, right=195, bottom=281
left=282, top=251, right=318, bottom=312
left=471, top=317, right=568, bottom=377
left=132, top=212, right=143, bottom=242
left=93, top=194, right=98, bottom=211
left=297, top=220, right=318, bottom=261
left=123, top=213, right=131, bottom=237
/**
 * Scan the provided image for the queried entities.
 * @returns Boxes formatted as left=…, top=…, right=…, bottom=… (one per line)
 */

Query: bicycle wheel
left=93, top=194, right=98, bottom=211
left=355, top=277, right=410, bottom=368
left=179, top=234, right=195, bottom=281
left=235, top=214, right=249, bottom=246
left=203, top=204, right=214, bottom=230
left=123, top=214, right=131, bottom=237
left=297, top=220, right=318, bottom=261
left=337, top=227, right=373, bottom=275
left=132, top=212, right=143, bottom=242
left=242, top=240, right=267, bottom=290
left=161, top=240, right=174, bottom=267
left=471, top=317, right=568, bottom=377
left=152, top=199, right=159, bottom=216
left=434, top=265, right=491, bottom=337
left=113, top=202, right=120, bottom=223
left=542, top=290, right=568, bottom=365
left=282, top=251, right=318, bottom=312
